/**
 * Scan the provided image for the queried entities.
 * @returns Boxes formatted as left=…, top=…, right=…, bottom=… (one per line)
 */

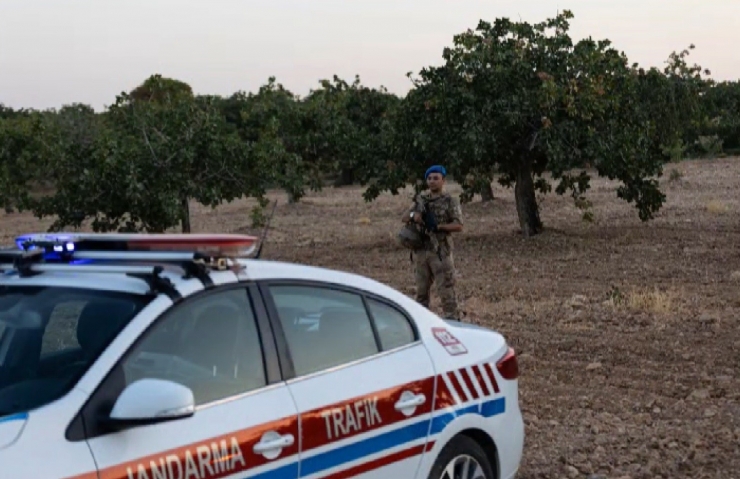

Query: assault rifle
left=413, top=195, right=443, bottom=260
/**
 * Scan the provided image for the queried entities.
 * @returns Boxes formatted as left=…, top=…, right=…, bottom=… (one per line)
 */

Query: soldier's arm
left=437, top=197, right=464, bottom=233
left=402, top=194, right=427, bottom=224
left=401, top=202, right=422, bottom=223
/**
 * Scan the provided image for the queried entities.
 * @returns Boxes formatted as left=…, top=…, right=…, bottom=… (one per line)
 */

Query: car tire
left=427, top=433, right=496, bottom=479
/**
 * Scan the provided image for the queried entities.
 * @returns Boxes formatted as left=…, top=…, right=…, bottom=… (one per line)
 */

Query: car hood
left=0, top=412, right=27, bottom=450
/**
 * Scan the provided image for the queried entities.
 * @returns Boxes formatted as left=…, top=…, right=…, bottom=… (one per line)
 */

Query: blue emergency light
left=2, top=232, right=261, bottom=298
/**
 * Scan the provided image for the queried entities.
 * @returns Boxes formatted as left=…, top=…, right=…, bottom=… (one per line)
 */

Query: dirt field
left=2, top=157, right=739, bottom=478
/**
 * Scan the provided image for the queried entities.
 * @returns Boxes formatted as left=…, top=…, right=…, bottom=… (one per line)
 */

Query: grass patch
left=606, top=285, right=679, bottom=314
left=625, top=287, right=677, bottom=314
left=705, top=200, right=729, bottom=214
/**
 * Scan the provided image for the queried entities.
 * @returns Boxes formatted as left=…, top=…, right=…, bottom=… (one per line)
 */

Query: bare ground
left=2, top=157, right=739, bottom=479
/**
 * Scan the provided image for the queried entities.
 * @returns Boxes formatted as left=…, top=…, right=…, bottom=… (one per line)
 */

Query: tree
left=0, top=104, right=29, bottom=120
left=699, top=80, right=740, bottom=154
left=129, top=74, right=194, bottom=103
left=219, top=77, right=310, bottom=204
left=366, top=11, right=690, bottom=236
left=302, top=75, right=401, bottom=188
left=358, top=74, right=451, bottom=202
left=30, top=90, right=280, bottom=233
left=629, top=46, right=713, bottom=161
left=0, top=112, right=51, bottom=213
left=291, top=77, right=352, bottom=191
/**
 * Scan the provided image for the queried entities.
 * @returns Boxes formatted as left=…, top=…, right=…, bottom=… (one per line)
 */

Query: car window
left=0, top=286, right=151, bottom=420
left=121, top=288, right=266, bottom=406
left=366, top=298, right=416, bottom=351
left=269, top=285, right=379, bottom=377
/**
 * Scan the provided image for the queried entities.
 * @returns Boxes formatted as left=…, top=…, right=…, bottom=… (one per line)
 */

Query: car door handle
left=395, top=393, right=426, bottom=410
left=253, top=433, right=294, bottom=454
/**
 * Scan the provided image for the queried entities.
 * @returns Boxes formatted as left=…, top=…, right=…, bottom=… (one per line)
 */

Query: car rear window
left=0, top=285, right=152, bottom=420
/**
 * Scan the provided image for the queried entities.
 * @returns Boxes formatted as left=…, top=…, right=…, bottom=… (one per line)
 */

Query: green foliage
left=632, top=45, right=712, bottom=160
left=218, top=78, right=312, bottom=203
left=129, top=74, right=194, bottom=104
left=699, top=80, right=740, bottom=153
left=362, top=74, right=449, bottom=201
left=371, top=11, right=718, bottom=232
left=0, top=112, right=52, bottom=212
left=1, top=11, right=736, bottom=240
left=364, top=10, right=681, bottom=234
left=300, top=75, right=401, bottom=193
left=30, top=91, right=280, bottom=233
left=0, top=104, right=29, bottom=120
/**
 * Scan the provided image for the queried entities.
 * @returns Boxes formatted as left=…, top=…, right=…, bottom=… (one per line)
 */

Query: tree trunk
left=481, top=182, right=495, bottom=202
left=514, top=158, right=543, bottom=237
left=333, top=168, right=355, bottom=187
left=180, top=196, right=191, bottom=233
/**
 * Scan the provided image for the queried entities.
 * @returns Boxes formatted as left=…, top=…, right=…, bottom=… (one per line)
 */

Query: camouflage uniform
left=407, top=191, right=464, bottom=320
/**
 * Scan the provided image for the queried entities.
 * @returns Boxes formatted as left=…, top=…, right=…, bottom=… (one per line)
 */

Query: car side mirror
left=102, top=378, right=195, bottom=431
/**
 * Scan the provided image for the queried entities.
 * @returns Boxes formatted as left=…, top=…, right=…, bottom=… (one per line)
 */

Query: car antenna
left=254, top=199, right=278, bottom=259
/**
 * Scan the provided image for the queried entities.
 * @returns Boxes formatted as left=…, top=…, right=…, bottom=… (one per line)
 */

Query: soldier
left=401, top=164, right=464, bottom=320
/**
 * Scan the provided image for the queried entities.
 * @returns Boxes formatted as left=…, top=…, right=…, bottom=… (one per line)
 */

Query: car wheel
left=428, top=434, right=496, bottom=479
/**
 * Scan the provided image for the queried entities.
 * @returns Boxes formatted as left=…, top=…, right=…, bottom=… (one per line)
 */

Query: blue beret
left=425, top=165, right=447, bottom=179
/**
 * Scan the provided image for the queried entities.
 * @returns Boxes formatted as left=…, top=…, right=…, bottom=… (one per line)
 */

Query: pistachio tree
left=367, top=11, right=687, bottom=236
left=0, top=111, right=50, bottom=213
left=31, top=79, right=282, bottom=233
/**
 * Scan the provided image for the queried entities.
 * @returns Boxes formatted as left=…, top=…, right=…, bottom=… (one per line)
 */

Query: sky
left=1, top=0, right=738, bottom=111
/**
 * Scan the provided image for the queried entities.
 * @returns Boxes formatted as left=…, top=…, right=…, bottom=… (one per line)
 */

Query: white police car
left=0, top=233, right=523, bottom=479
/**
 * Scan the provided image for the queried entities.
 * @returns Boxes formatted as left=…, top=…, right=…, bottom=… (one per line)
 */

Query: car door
left=259, top=281, right=437, bottom=479
left=76, top=284, right=301, bottom=479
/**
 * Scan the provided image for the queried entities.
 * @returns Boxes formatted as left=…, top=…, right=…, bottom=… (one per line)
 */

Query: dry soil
left=2, top=157, right=739, bottom=479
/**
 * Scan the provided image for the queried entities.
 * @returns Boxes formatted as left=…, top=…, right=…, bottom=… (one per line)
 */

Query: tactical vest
left=396, top=192, right=455, bottom=252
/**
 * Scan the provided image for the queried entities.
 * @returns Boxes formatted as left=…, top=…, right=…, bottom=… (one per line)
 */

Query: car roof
left=239, top=258, right=412, bottom=304
left=0, top=233, right=424, bottom=320
left=0, top=269, right=160, bottom=295
left=0, top=257, right=413, bottom=310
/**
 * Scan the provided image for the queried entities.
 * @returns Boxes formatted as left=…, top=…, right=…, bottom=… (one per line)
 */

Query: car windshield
left=0, top=285, right=152, bottom=420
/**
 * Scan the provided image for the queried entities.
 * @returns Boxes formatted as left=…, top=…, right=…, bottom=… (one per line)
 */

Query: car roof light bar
left=15, top=232, right=259, bottom=258
left=1, top=233, right=260, bottom=298
left=73, top=251, right=199, bottom=262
